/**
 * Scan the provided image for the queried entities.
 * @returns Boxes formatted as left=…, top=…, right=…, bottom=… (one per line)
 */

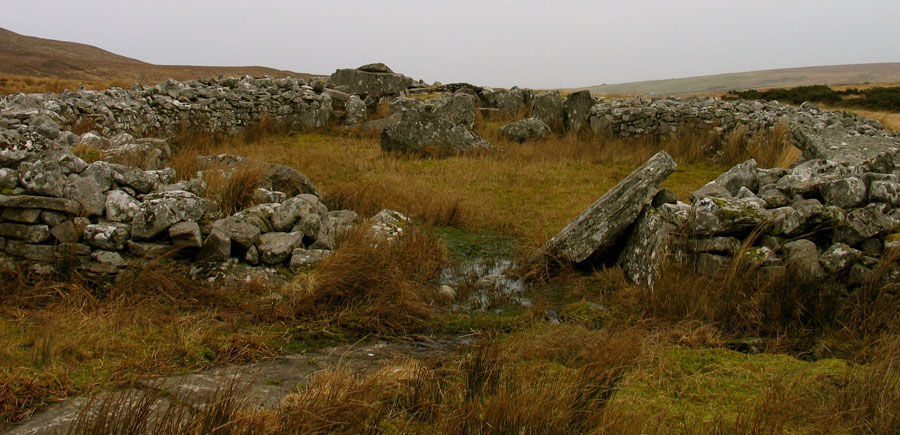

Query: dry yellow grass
left=0, top=74, right=133, bottom=95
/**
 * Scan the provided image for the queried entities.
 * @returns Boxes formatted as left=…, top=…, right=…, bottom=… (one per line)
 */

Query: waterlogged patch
left=435, top=227, right=517, bottom=260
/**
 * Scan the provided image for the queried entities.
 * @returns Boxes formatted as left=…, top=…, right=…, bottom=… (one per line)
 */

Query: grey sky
left=5, top=0, right=900, bottom=88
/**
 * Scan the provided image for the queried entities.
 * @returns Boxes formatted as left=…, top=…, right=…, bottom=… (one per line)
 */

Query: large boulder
left=481, top=87, right=532, bottom=113
left=539, top=151, right=677, bottom=264
left=329, top=66, right=413, bottom=97
left=381, top=110, right=494, bottom=156
left=431, top=93, right=476, bottom=129
left=531, top=91, right=566, bottom=131
left=499, top=118, right=551, bottom=142
left=791, top=125, right=900, bottom=166
left=131, top=190, right=207, bottom=240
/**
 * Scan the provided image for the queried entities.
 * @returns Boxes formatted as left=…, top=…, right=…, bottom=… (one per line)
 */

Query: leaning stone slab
left=0, top=195, right=80, bottom=214
left=540, top=151, right=677, bottom=264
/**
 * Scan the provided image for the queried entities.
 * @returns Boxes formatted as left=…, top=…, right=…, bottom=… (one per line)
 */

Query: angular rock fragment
left=499, top=118, right=551, bottom=142
left=541, top=151, right=676, bottom=264
left=258, top=232, right=304, bottom=265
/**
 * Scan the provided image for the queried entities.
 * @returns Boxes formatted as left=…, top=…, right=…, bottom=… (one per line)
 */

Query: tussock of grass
left=202, top=163, right=268, bottom=216
left=289, top=225, right=448, bottom=333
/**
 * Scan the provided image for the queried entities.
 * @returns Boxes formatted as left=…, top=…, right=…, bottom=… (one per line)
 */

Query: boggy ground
left=2, top=108, right=900, bottom=434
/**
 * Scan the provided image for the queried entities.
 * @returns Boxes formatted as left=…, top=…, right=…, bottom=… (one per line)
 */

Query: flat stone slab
left=539, top=151, right=677, bottom=264
left=791, top=125, right=900, bottom=166
left=0, top=195, right=80, bottom=214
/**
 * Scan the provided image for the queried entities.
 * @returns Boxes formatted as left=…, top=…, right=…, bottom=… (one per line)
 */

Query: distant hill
left=0, top=27, right=320, bottom=84
left=581, top=63, right=900, bottom=96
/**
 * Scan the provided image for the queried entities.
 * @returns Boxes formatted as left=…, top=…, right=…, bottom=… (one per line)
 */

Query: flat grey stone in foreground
left=540, top=151, right=677, bottom=264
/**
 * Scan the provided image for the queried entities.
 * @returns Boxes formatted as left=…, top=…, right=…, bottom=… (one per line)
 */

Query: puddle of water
left=439, top=258, right=531, bottom=310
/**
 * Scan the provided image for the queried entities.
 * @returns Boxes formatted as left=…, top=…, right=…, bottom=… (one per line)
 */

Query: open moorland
left=0, top=59, right=900, bottom=435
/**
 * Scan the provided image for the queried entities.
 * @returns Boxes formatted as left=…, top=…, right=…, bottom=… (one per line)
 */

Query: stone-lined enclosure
left=1, top=63, right=900, bottom=281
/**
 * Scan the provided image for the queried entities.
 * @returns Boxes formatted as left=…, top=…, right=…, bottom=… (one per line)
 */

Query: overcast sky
left=4, top=0, right=900, bottom=88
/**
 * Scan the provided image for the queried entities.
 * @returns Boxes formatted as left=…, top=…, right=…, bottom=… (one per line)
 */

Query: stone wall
left=0, top=76, right=333, bottom=152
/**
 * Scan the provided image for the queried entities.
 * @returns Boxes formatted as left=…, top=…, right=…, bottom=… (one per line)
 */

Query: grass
left=0, top=73, right=133, bottom=95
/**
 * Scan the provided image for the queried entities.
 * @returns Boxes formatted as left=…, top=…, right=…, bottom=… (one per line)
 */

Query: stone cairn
left=2, top=62, right=900, bottom=283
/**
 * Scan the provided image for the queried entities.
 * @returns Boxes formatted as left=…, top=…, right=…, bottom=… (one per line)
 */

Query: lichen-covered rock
left=196, top=154, right=320, bottom=198
left=834, top=203, right=892, bottom=246
left=289, top=248, right=330, bottom=273
left=1, top=207, right=41, bottom=223
left=619, top=206, right=677, bottom=288
left=389, top=97, right=426, bottom=115
left=783, top=239, right=825, bottom=280
left=169, top=222, right=202, bottom=248
left=0, top=223, right=50, bottom=243
left=563, top=90, right=596, bottom=133
left=109, top=164, right=158, bottom=193
left=131, top=190, right=206, bottom=240
left=499, top=118, right=551, bottom=142
left=18, top=158, right=65, bottom=197
left=692, top=237, right=741, bottom=254
left=105, top=190, right=141, bottom=223
left=868, top=180, right=900, bottom=206
left=83, top=223, right=131, bottom=250
left=0, top=168, right=18, bottom=189
left=541, top=151, right=676, bottom=264
left=713, top=159, right=758, bottom=196
left=690, top=197, right=770, bottom=236
left=344, top=95, right=367, bottom=127
left=0, top=194, right=80, bottom=214
left=481, top=87, right=532, bottom=113
left=368, top=209, right=411, bottom=244
left=329, top=68, right=413, bottom=96
left=431, top=93, right=476, bottom=129
left=312, top=210, right=359, bottom=250
left=820, top=176, right=867, bottom=208
left=271, top=196, right=321, bottom=235
left=258, top=232, right=304, bottom=265
left=196, top=230, right=231, bottom=263
left=63, top=174, right=105, bottom=217
left=820, top=243, right=861, bottom=274
left=769, top=199, right=843, bottom=237
left=381, top=110, right=494, bottom=156
left=531, top=91, right=565, bottom=131
left=775, top=159, right=849, bottom=195
left=210, top=216, right=261, bottom=251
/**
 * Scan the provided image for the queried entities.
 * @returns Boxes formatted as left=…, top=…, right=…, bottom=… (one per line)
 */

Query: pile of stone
left=538, top=148, right=900, bottom=291
left=0, top=146, right=411, bottom=277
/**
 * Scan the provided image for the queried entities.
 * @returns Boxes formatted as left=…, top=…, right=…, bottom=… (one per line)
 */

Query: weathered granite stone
left=690, top=182, right=732, bottom=203
left=499, top=118, right=551, bottom=142
left=835, top=203, right=892, bottom=246
left=0, top=223, right=50, bottom=243
left=289, top=248, right=330, bottom=273
left=783, top=239, right=825, bottom=280
left=564, top=90, right=596, bottom=133
left=258, top=232, right=304, bottom=265
left=541, top=151, right=676, bottom=264
left=819, top=243, right=861, bottom=274
left=714, top=159, right=759, bottom=196
left=169, top=222, right=202, bottom=248
left=0, top=168, right=18, bottom=189
left=431, top=93, right=476, bottom=129
left=83, top=223, right=131, bottom=251
left=131, top=190, right=206, bottom=239
left=18, top=158, right=65, bottom=197
left=619, top=206, right=677, bottom=288
left=868, top=180, right=900, bottom=206
left=40, top=211, right=67, bottom=227
left=329, top=68, right=413, bottom=96
left=210, top=216, right=261, bottom=251
left=357, top=62, right=394, bottom=73
left=368, top=209, right=411, bottom=244
left=105, top=190, right=141, bottom=223
left=50, top=220, right=78, bottom=244
left=820, top=176, right=867, bottom=208
left=343, top=95, right=368, bottom=127
left=271, top=196, right=321, bottom=235
left=244, top=245, right=259, bottom=265
left=690, top=197, right=770, bottom=236
left=531, top=91, right=565, bottom=131
left=63, top=174, right=105, bottom=217
left=311, top=210, right=359, bottom=250
left=91, top=250, right=126, bottom=267
left=791, top=125, right=900, bottom=166
left=482, top=87, right=532, bottom=113
left=81, top=161, right=114, bottom=192
left=1, top=208, right=42, bottom=223
left=381, top=110, right=493, bottom=156
left=196, top=230, right=231, bottom=262
left=389, top=97, right=426, bottom=114
left=127, top=240, right=174, bottom=258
